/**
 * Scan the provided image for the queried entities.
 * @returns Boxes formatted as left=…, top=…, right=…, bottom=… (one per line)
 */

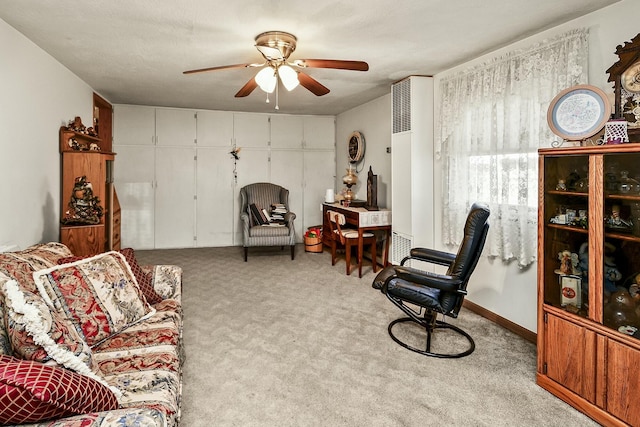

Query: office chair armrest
left=394, top=266, right=464, bottom=294
left=401, top=247, right=456, bottom=267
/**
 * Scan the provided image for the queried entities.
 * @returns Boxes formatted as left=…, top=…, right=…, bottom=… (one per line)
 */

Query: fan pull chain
left=275, top=78, right=280, bottom=110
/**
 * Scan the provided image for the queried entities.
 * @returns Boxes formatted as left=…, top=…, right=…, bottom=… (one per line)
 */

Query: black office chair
left=372, top=203, right=490, bottom=358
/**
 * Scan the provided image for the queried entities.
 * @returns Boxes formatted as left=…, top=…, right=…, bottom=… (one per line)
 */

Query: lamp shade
left=255, top=67, right=277, bottom=93
left=278, top=65, right=299, bottom=91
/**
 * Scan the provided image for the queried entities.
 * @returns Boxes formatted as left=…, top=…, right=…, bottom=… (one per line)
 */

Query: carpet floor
left=135, top=245, right=598, bottom=427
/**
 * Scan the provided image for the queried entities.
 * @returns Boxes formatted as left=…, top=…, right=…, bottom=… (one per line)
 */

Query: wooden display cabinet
left=59, top=107, right=119, bottom=256
left=538, top=144, right=640, bottom=426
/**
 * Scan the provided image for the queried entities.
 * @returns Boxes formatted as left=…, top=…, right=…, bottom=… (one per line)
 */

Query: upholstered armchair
left=239, top=183, right=296, bottom=261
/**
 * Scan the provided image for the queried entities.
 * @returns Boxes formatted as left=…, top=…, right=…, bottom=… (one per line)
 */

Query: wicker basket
left=304, top=236, right=323, bottom=253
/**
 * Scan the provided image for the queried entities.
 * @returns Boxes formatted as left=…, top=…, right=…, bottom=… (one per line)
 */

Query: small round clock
left=547, top=84, right=611, bottom=141
left=348, top=131, right=365, bottom=163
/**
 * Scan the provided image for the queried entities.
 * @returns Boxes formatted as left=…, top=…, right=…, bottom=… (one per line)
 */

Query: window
left=436, top=29, right=589, bottom=267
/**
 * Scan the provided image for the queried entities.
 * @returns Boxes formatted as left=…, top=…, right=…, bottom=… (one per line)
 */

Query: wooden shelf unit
left=60, top=98, right=118, bottom=256
left=538, top=144, right=640, bottom=426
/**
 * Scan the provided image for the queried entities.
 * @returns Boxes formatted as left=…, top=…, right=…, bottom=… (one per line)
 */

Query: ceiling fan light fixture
left=278, top=65, right=299, bottom=91
left=256, top=45, right=283, bottom=61
left=255, top=66, right=277, bottom=93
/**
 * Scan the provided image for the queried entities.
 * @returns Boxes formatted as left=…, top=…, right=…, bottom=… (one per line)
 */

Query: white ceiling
left=0, top=0, right=621, bottom=115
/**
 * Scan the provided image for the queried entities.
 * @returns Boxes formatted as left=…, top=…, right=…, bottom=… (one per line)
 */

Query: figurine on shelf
left=556, top=250, right=580, bottom=276
left=605, top=204, right=633, bottom=232
left=65, top=116, right=98, bottom=137
left=67, top=137, right=80, bottom=150
left=61, top=176, right=104, bottom=225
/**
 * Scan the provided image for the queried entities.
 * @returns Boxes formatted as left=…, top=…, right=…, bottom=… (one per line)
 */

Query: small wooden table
left=322, top=203, right=392, bottom=277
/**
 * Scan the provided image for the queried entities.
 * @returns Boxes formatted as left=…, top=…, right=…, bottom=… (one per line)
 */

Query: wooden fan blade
left=183, top=63, right=254, bottom=75
left=298, top=72, right=330, bottom=96
left=235, top=78, right=258, bottom=97
left=294, top=59, right=369, bottom=71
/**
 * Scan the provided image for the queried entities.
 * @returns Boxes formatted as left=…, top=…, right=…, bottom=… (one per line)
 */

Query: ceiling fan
left=183, top=31, right=369, bottom=102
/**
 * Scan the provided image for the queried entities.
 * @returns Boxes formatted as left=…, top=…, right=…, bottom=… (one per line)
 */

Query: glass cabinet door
left=602, top=153, right=640, bottom=340
left=542, top=154, right=590, bottom=319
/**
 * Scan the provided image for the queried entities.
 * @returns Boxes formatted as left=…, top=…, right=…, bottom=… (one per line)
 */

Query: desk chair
left=326, top=210, right=377, bottom=277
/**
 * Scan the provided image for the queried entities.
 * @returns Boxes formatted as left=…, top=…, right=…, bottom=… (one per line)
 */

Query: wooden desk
left=322, top=203, right=392, bottom=277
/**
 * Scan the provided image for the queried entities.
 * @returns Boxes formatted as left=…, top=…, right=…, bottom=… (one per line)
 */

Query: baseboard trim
left=462, top=300, right=537, bottom=344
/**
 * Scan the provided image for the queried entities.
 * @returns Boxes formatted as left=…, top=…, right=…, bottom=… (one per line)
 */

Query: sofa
left=0, top=242, right=183, bottom=427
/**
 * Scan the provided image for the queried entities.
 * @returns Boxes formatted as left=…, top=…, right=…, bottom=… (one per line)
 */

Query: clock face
left=622, top=61, right=640, bottom=93
left=348, top=131, right=365, bottom=163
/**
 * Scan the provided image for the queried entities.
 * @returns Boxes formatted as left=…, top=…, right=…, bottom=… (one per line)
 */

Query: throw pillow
left=119, top=248, right=163, bottom=304
left=34, top=251, right=155, bottom=347
left=0, top=355, right=118, bottom=424
left=2, top=279, right=94, bottom=369
left=1, top=280, right=117, bottom=396
left=0, top=242, right=74, bottom=294
left=0, top=278, right=11, bottom=356
left=58, top=249, right=163, bottom=305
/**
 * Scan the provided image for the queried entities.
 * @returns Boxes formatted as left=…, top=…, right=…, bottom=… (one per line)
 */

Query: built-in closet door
left=271, top=115, right=303, bottom=148
left=304, top=116, right=335, bottom=149
left=113, top=105, right=156, bottom=249
left=196, top=110, right=234, bottom=247
left=233, top=113, right=269, bottom=148
left=233, top=148, right=270, bottom=245
left=155, top=109, right=196, bottom=248
left=303, top=150, right=335, bottom=230
left=232, top=112, right=270, bottom=244
left=271, top=150, right=304, bottom=240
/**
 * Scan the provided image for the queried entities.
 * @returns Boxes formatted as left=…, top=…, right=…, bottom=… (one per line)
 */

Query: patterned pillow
left=119, top=248, right=163, bottom=304
left=0, top=278, right=11, bottom=356
left=0, top=243, right=73, bottom=293
left=0, top=355, right=118, bottom=424
left=58, top=249, right=164, bottom=305
left=2, top=279, right=95, bottom=370
left=34, top=252, right=155, bottom=347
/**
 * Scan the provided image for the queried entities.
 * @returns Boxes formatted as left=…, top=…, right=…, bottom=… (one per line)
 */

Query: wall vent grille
left=391, top=231, right=413, bottom=266
left=392, top=79, right=411, bottom=134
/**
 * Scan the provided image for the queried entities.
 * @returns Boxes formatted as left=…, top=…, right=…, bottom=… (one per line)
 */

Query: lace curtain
left=436, top=29, right=589, bottom=267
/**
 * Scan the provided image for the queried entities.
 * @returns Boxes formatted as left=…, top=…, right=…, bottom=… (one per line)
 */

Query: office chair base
left=388, top=317, right=475, bottom=358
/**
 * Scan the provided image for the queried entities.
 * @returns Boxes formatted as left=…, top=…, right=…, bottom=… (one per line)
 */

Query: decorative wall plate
left=547, top=84, right=611, bottom=141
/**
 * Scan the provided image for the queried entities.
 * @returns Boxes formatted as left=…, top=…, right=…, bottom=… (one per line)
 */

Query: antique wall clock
left=607, top=33, right=640, bottom=142
left=348, top=131, right=365, bottom=163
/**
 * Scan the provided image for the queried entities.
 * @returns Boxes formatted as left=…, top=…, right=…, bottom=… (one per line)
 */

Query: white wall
left=335, top=94, right=391, bottom=208
left=0, top=18, right=94, bottom=250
